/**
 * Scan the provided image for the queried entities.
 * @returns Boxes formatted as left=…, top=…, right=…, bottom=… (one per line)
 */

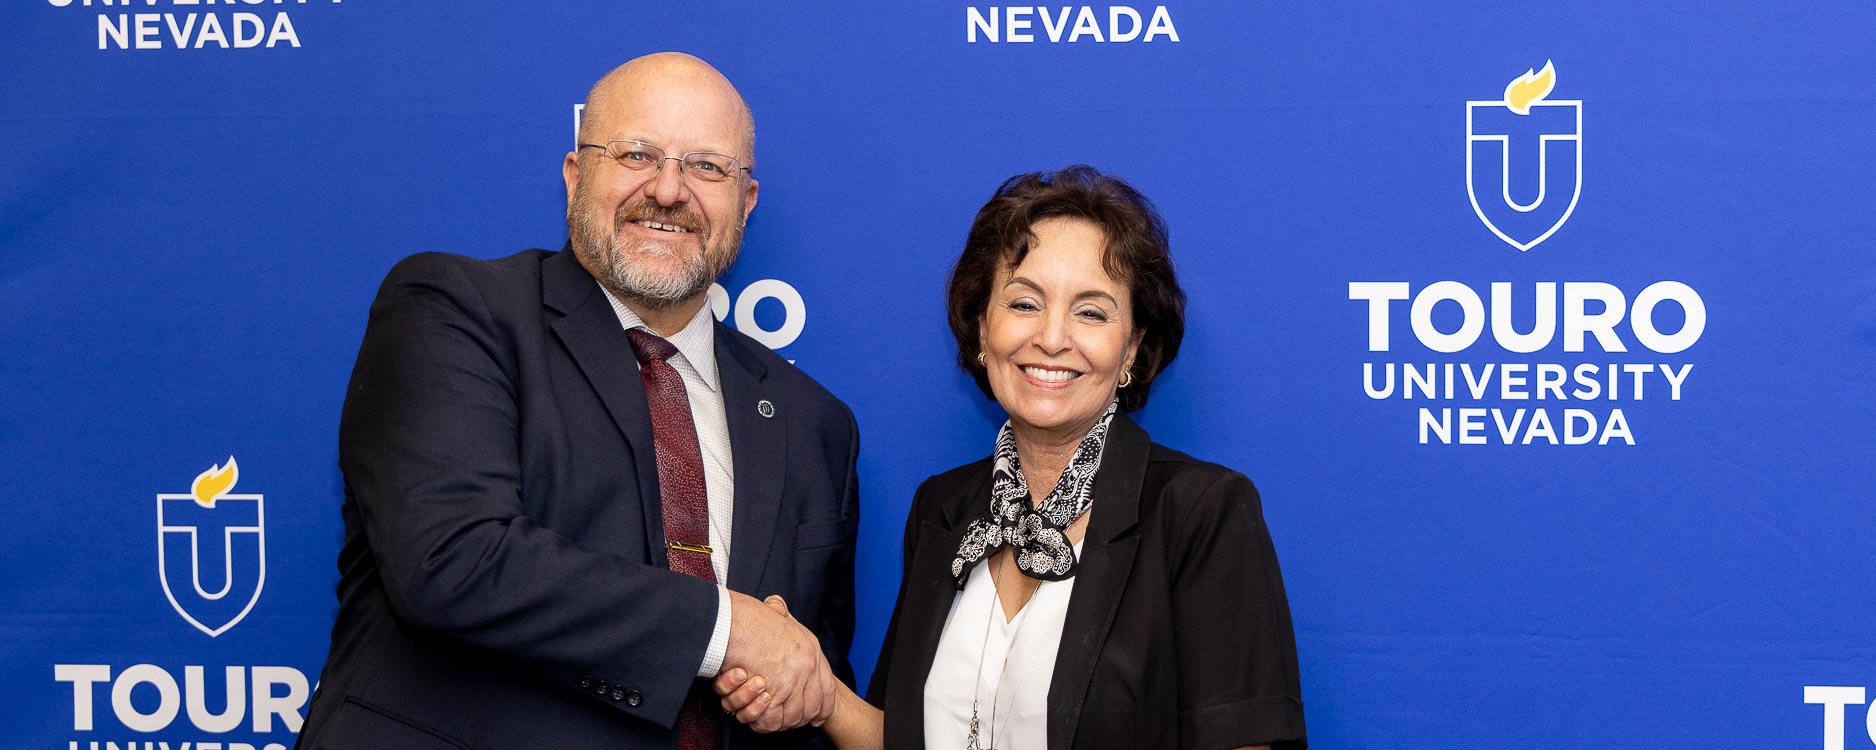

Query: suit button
left=625, top=690, right=643, bottom=707
left=610, top=688, right=626, bottom=702
left=593, top=679, right=609, bottom=695
left=577, top=676, right=593, bottom=689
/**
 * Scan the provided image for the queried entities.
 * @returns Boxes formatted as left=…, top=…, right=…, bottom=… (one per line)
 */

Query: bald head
left=578, top=52, right=755, bottom=165
left=562, top=51, right=760, bottom=330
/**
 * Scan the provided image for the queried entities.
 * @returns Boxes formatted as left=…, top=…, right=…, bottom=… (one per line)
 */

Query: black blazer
left=866, top=414, right=1305, bottom=749
left=300, top=248, right=859, bottom=749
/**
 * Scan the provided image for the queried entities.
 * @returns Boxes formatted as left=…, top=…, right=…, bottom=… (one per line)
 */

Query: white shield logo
left=157, top=458, right=266, bottom=637
left=1466, top=61, right=1582, bottom=251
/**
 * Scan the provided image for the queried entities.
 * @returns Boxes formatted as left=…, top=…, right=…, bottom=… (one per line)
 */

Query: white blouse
left=923, top=542, right=1083, bottom=750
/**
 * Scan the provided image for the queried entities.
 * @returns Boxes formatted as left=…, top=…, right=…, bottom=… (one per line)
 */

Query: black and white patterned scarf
left=949, top=401, right=1118, bottom=590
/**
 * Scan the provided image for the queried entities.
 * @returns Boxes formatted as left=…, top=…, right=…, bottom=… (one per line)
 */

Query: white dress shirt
left=600, top=284, right=736, bottom=678
left=923, top=541, right=1083, bottom=750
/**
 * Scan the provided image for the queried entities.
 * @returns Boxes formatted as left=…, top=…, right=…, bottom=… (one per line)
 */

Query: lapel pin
left=757, top=400, right=775, bottom=418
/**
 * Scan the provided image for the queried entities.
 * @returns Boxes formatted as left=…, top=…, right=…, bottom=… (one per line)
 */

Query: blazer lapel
left=883, top=473, right=984, bottom=749
left=718, top=327, right=788, bottom=593
left=1045, top=413, right=1148, bottom=750
left=541, top=249, right=666, bottom=564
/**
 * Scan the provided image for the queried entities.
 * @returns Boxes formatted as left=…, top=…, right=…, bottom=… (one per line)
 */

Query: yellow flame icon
left=1504, top=60, right=1557, bottom=115
left=190, top=456, right=240, bottom=508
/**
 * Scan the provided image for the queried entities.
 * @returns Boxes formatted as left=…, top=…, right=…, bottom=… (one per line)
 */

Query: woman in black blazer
left=719, top=166, right=1306, bottom=749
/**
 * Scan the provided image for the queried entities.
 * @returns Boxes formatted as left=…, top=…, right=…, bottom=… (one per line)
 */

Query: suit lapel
left=1045, top=414, right=1148, bottom=750
left=541, top=249, right=666, bottom=564
left=718, top=327, right=787, bottom=593
left=884, top=473, right=984, bottom=749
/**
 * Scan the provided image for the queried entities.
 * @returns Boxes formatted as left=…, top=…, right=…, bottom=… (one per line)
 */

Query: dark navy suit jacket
left=299, top=248, right=858, bottom=749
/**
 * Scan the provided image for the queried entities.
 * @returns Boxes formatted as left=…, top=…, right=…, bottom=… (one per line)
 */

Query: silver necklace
left=965, top=557, right=1040, bottom=750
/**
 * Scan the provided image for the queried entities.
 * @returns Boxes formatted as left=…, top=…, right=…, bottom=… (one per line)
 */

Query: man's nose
left=645, top=158, right=689, bottom=206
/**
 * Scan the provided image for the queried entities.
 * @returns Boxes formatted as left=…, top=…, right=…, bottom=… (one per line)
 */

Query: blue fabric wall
left=5, top=2, right=1874, bottom=747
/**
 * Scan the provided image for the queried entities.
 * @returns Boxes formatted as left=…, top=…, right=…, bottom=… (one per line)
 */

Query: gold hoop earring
left=1120, top=370, right=1135, bottom=388
left=976, top=352, right=986, bottom=367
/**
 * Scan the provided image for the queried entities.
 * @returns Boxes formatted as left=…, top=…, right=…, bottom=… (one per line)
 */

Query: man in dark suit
left=298, top=52, right=856, bottom=749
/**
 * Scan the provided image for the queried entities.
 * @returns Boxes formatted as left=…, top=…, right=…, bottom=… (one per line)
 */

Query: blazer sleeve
left=1169, top=470, right=1307, bottom=749
left=338, top=253, right=718, bottom=728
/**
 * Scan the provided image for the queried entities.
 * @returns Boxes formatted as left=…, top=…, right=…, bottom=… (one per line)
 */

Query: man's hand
left=720, top=593, right=837, bottom=732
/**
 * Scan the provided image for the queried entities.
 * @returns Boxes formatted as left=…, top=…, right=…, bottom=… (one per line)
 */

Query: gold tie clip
left=666, top=540, right=713, bottom=555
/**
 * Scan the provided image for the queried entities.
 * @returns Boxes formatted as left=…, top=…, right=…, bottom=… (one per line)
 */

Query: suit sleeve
left=1169, top=471, right=1307, bottom=749
left=338, top=254, right=717, bottom=728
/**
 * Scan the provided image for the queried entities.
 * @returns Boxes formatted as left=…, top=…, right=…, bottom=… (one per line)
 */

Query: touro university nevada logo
left=1349, top=58, right=1706, bottom=447
left=54, top=456, right=305, bottom=744
left=157, top=456, right=266, bottom=637
left=1466, top=61, right=1582, bottom=250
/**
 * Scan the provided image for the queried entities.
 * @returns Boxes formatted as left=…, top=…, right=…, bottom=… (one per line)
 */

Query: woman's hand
left=716, top=595, right=883, bottom=749
left=714, top=666, right=775, bottom=727
left=715, top=595, right=807, bottom=732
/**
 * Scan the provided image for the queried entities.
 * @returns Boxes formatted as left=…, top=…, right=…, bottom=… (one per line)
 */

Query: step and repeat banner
left=4, top=2, right=1873, bottom=748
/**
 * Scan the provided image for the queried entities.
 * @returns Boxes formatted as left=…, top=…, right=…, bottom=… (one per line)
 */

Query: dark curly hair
left=946, top=165, right=1186, bottom=412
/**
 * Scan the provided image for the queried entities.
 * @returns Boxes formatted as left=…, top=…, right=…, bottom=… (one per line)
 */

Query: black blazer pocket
left=795, top=516, right=853, bottom=550
left=317, top=698, right=467, bottom=750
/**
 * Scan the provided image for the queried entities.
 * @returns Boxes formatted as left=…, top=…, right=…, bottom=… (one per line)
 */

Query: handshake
left=718, top=592, right=846, bottom=733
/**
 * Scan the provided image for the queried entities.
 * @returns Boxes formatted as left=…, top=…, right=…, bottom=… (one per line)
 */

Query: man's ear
left=562, top=151, right=582, bottom=205
left=742, top=177, right=760, bottom=220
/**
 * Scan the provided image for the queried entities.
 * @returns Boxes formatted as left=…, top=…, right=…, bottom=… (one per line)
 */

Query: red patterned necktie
left=625, top=328, right=720, bottom=750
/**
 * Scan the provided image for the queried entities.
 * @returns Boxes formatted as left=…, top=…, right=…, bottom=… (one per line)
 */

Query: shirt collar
left=596, top=282, right=721, bottom=393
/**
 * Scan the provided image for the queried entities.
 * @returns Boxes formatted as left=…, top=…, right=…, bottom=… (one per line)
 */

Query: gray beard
left=568, top=192, right=742, bottom=310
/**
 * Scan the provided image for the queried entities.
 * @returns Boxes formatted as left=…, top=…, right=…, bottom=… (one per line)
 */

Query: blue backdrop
left=5, top=2, right=1875, bottom=747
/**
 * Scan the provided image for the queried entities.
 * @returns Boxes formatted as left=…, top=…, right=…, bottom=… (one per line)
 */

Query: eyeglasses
left=577, top=139, right=751, bottom=183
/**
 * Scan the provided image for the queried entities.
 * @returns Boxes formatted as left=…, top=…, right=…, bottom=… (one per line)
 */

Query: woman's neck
left=1010, top=417, right=1097, bottom=507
